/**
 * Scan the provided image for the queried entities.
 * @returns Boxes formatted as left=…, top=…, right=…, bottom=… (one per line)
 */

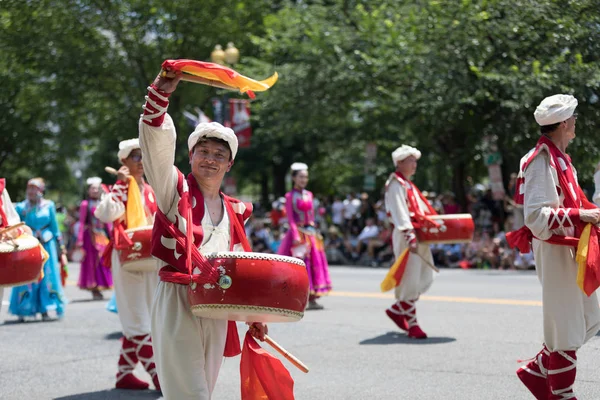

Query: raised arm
left=284, top=192, right=300, bottom=243
left=139, top=73, right=182, bottom=215
left=76, top=200, right=88, bottom=246
left=94, top=179, right=127, bottom=223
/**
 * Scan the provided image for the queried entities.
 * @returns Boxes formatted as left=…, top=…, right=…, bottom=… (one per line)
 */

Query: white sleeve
left=1, top=189, right=21, bottom=225
left=523, top=153, right=581, bottom=240
left=593, top=169, right=600, bottom=206
left=94, top=182, right=127, bottom=223
left=139, top=113, right=179, bottom=215
left=385, top=180, right=414, bottom=231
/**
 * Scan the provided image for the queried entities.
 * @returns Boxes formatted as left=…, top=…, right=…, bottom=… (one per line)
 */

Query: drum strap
left=0, top=178, right=7, bottom=228
left=224, top=198, right=252, bottom=252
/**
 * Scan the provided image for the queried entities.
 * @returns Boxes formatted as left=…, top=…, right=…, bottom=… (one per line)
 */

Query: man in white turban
left=138, top=71, right=267, bottom=400
left=509, top=94, right=600, bottom=399
left=384, top=144, right=436, bottom=339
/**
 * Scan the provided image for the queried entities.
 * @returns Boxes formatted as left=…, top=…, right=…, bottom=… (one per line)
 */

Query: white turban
left=187, top=122, right=238, bottom=160
left=118, top=138, right=140, bottom=160
left=534, top=94, right=578, bottom=126
left=86, top=177, right=102, bottom=186
left=392, top=145, right=421, bottom=165
left=290, top=162, right=308, bottom=172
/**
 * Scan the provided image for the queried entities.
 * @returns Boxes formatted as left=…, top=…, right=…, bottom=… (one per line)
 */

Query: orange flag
left=240, top=331, right=294, bottom=400
left=380, top=249, right=410, bottom=292
left=576, top=224, right=600, bottom=296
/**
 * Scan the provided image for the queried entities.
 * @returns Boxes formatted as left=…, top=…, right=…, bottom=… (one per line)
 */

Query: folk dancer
left=509, top=94, right=600, bottom=399
left=139, top=71, right=268, bottom=399
left=277, top=162, right=332, bottom=310
left=94, top=139, right=160, bottom=390
left=384, top=145, right=436, bottom=339
left=10, top=178, right=67, bottom=321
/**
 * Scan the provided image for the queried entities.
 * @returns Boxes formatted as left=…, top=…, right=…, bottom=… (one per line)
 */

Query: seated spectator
left=270, top=230, right=282, bottom=253
left=325, top=226, right=349, bottom=264
left=250, top=232, right=270, bottom=253
left=353, top=218, right=380, bottom=256
left=442, top=192, right=460, bottom=214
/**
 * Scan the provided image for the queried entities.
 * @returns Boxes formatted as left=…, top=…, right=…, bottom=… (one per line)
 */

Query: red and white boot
left=132, top=334, right=161, bottom=392
left=386, top=302, right=408, bottom=332
left=548, top=350, right=577, bottom=400
left=116, top=337, right=150, bottom=390
left=516, top=345, right=550, bottom=400
left=400, top=300, right=427, bottom=339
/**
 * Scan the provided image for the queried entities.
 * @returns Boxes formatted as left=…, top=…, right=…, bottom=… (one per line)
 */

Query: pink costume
left=278, top=188, right=332, bottom=297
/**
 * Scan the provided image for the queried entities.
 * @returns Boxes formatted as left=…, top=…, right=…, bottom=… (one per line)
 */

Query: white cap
left=290, top=162, right=308, bottom=172
left=118, top=138, right=140, bottom=160
left=86, top=177, right=102, bottom=186
left=187, top=122, right=238, bottom=160
left=534, top=94, right=578, bottom=126
left=392, top=145, right=421, bottom=165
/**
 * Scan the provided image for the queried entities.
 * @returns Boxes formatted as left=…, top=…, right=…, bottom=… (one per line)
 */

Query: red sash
left=394, top=172, right=439, bottom=229
left=0, top=179, right=8, bottom=228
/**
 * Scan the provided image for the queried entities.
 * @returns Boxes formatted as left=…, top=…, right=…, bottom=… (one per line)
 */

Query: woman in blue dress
left=9, top=178, right=67, bottom=321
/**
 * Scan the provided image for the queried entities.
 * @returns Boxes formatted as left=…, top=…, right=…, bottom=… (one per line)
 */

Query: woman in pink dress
left=75, top=177, right=112, bottom=300
left=278, top=162, right=332, bottom=310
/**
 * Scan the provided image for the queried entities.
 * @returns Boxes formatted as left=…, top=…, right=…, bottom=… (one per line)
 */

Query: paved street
left=1, top=263, right=600, bottom=400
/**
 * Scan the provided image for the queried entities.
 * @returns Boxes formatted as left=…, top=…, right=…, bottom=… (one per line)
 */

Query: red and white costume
left=0, top=179, right=24, bottom=312
left=139, top=85, right=252, bottom=400
left=510, top=95, right=600, bottom=400
left=384, top=145, right=435, bottom=339
left=94, top=140, right=160, bottom=391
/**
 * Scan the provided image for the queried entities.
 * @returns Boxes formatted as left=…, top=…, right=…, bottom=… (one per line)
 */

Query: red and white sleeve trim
left=110, top=180, right=129, bottom=203
left=548, top=208, right=580, bottom=230
left=404, top=229, right=417, bottom=246
left=141, top=85, right=171, bottom=127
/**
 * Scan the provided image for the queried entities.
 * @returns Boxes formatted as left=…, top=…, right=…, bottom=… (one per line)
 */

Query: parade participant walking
left=383, top=145, right=436, bottom=339
left=94, top=139, right=160, bottom=391
left=76, top=177, right=112, bottom=300
left=278, top=162, right=332, bottom=310
left=9, top=178, right=67, bottom=321
left=139, top=71, right=268, bottom=400
left=0, top=179, right=32, bottom=313
left=510, top=95, right=600, bottom=400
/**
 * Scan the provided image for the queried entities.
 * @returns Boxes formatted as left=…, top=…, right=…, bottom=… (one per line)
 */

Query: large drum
left=0, top=235, right=47, bottom=287
left=119, top=226, right=155, bottom=272
left=416, top=213, right=475, bottom=244
left=188, top=252, right=310, bottom=323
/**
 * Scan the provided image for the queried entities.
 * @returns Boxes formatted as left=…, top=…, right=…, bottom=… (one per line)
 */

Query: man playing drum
left=384, top=145, right=435, bottom=339
left=94, top=139, right=161, bottom=391
left=139, top=71, right=267, bottom=399
left=0, top=179, right=32, bottom=313
left=512, top=95, right=600, bottom=399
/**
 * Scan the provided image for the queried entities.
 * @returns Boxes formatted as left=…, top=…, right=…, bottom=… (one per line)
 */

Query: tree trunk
left=452, top=161, right=468, bottom=212
left=261, top=171, right=270, bottom=210
left=273, top=163, right=287, bottom=198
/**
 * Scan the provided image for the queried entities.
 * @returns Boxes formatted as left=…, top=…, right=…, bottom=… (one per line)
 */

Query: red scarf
left=394, top=172, right=439, bottom=229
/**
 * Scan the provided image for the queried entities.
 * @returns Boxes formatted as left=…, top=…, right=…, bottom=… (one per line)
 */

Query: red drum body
left=188, top=252, right=310, bottom=323
left=0, top=235, right=46, bottom=287
left=119, top=226, right=155, bottom=272
left=416, top=214, right=475, bottom=244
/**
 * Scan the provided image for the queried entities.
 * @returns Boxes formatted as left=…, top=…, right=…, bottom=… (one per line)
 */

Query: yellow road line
left=330, top=291, right=542, bottom=307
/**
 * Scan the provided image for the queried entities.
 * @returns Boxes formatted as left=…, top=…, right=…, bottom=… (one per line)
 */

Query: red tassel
left=223, top=321, right=241, bottom=357
left=240, top=331, right=294, bottom=400
left=506, top=226, right=533, bottom=254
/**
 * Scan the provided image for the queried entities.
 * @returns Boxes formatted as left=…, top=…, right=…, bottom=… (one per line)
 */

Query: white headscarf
left=391, top=145, right=421, bottom=165
left=187, top=122, right=238, bottom=160
left=290, top=162, right=308, bottom=172
left=118, top=138, right=140, bottom=160
left=534, top=94, right=578, bottom=126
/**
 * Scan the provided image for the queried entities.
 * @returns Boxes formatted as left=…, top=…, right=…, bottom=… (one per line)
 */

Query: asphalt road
left=1, top=263, right=600, bottom=400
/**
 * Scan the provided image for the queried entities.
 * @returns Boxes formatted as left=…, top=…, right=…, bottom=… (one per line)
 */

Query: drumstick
left=416, top=253, right=440, bottom=273
left=105, top=166, right=118, bottom=176
left=161, top=70, right=239, bottom=91
left=0, top=222, right=25, bottom=237
left=264, top=334, right=309, bottom=373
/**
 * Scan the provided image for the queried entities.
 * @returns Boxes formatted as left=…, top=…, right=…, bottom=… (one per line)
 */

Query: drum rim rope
left=0, top=236, right=40, bottom=252
left=203, top=251, right=306, bottom=267
left=190, top=303, right=304, bottom=320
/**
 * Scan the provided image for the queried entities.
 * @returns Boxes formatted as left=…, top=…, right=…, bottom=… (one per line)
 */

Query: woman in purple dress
left=75, top=177, right=112, bottom=300
left=278, top=163, right=332, bottom=310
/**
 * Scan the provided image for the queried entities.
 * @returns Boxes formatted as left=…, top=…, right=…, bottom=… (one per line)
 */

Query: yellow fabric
left=576, top=223, right=592, bottom=294
left=380, top=248, right=409, bottom=293
left=126, top=176, right=146, bottom=229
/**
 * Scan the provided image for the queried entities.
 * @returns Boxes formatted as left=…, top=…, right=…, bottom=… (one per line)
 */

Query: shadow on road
left=104, top=331, right=123, bottom=340
left=54, top=389, right=162, bottom=400
left=359, top=331, right=456, bottom=345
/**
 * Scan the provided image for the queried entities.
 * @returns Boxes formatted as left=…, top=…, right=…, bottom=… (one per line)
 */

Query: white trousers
left=392, top=230, right=435, bottom=301
left=533, top=239, right=600, bottom=351
left=111, top=250, right=159, bottom=338
left=151, top=280, right=227, bottom=400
